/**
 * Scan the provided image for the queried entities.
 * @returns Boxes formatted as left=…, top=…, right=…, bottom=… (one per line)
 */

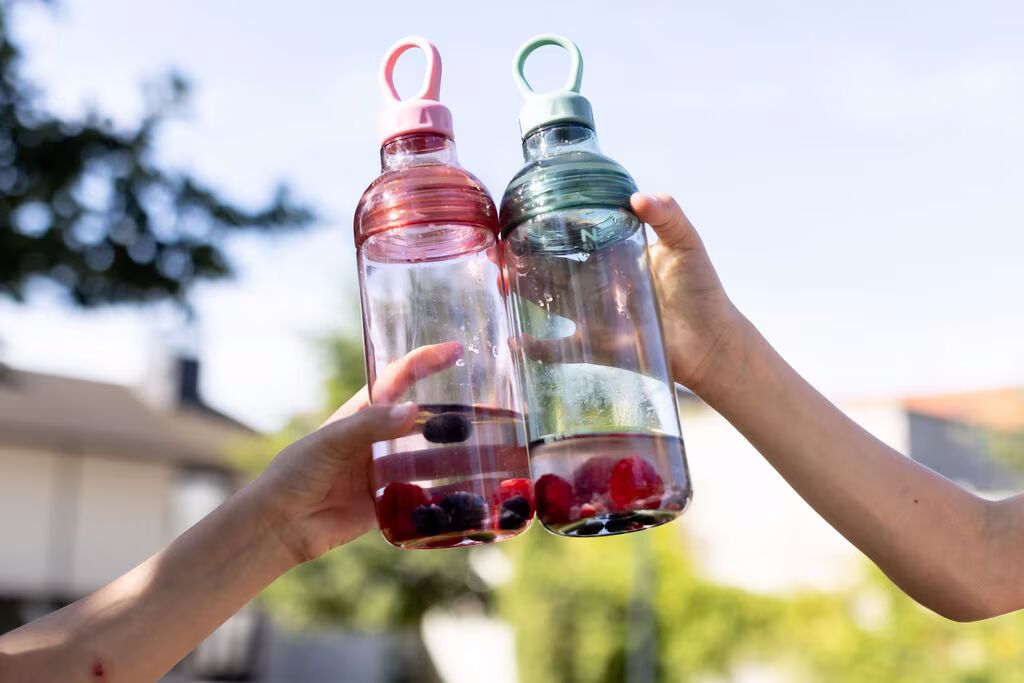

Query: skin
left=1, top=192, right=1019, bottom=681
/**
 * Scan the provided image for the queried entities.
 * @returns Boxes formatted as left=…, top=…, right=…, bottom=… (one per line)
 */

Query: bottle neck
left=522, top=124, right=599, bottom=161
left=381, top=133, right=459, bottom=170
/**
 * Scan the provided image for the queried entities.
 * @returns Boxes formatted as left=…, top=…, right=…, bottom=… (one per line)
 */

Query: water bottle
left=499, top=35, right=692, bottom=536
left=355, top=37, right=532, bottom=549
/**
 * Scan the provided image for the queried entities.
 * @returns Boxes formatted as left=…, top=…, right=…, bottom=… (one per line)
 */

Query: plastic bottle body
left=356, top=134, right=531, bottom=549
left=499, top=124, right=692, bottom=536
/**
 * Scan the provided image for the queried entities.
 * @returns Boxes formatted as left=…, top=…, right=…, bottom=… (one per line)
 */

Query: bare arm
left=632, top=192, right=1024, bottom=621
left=0, top=343, right=460, bottom=681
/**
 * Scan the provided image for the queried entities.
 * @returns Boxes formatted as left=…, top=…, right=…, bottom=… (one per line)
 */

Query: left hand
left=248, top=342, right=463, bottom=564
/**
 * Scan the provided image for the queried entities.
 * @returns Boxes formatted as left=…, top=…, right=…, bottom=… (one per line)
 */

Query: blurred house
left=0, top=356, right=264, bottom=678
left=681, top=387, right=1024, bottom=594
left=0, top=357, right=429, bottom=682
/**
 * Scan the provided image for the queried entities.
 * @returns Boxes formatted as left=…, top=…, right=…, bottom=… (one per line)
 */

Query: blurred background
left=1, top=0, right=1022, bottom=681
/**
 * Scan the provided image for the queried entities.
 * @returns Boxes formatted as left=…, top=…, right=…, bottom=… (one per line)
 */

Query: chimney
left=176, top=355, right=202, bottom=407
left=140, top=349, right=205, bottom=411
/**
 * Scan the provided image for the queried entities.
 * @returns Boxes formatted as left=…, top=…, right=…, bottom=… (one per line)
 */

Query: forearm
left=0, top=485, right=296, bottom=682
left=695, top=316, right=1018, bottom=620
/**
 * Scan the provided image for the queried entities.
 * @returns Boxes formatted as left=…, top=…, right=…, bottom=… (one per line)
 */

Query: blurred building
left=0, top=357, right=432, bottom=682
left=681, top=387, right=1024, bottom=594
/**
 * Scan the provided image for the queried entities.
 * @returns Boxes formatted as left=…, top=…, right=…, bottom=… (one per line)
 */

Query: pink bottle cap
left=378, top=37, right=455, bottom=145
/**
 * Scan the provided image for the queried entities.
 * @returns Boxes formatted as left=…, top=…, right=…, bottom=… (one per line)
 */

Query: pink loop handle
left=380, top=36, right=443, bottom=103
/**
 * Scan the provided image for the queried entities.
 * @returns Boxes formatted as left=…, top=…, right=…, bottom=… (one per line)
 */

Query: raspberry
left=497, top=477, right=534, bottom=509
left=572, top=456, right=617, bottom=503
left=579, top=503, right=598, bottom=518
left=609, top=456, right=664, bottom=510
left=535, top=474, right=573, bottom=525
left=377, top=482, right=429, bottom=542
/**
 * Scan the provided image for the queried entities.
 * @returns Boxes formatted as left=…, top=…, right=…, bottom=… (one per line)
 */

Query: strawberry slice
left=609, top=456, right=664, bottom=510
left=377, top=482, right=429, bottom=542
left=535, top=474, right=573, bottom=525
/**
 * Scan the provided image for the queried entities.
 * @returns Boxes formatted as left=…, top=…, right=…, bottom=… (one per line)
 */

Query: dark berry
left=497, top=478, right=533, bottom=508
left=423, top=413, right=473, bottom=443
left=535, top=474, right=573, bottom=525
left=499, top=508, right=527, bottom=530
left=412, top=504, right=448, bottom=536
left=572, top=456, right=617, bottom=502
left=632, top=511, right=659, bottom=526
left=574, top=519, right=605, bottom=536
left=377, top=482, right=429, bottom=542
left=440, top=491, right=487, bottom=531
left=609, top=456, right=665, bottom=510
left=605, top=515, right=644, bottom=534
left=501, top=495, right=531, bottom=519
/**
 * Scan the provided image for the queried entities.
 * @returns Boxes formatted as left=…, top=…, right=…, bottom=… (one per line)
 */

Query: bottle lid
left=513, top=34, right=595, bottom=139
left=378, top=37, right=454, bottom=145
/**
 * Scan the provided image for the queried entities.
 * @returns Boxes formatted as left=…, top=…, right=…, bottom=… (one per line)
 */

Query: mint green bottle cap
left=513, top=34, right=595, bottom=139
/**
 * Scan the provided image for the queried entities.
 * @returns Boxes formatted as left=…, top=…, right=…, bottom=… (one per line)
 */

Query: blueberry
left=423, top=413, right=473, bottom=443
left=574, top=519, right=605, bottom=536
left=501, top=495, right=531, bottom=519
left=632, top=511, right=659, bottom=526
left=605, top=515, right=643, bottom=534
left=499, top=509, right=526, bottom=530
left=439, top=492, right=487, bottom=531
left=412, top=504, right=448, bottom=536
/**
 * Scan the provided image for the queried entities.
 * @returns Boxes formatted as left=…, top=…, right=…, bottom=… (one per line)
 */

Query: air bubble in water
left=455, top=358, right=465, bottom=367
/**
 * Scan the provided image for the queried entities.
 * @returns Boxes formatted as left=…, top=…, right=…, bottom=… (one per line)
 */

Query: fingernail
left=644, top=193, right=661, bottom=206
left=389, top=402, right=417, bottom=421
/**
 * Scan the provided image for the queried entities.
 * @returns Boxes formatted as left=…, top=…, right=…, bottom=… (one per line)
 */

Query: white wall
left=0, top=447, right=177, bottom=598
left=0, top=448, right=60, bottom=596
left=70, top=456, right=175, bottom=594
left=679, top=400, right=909, bottom=594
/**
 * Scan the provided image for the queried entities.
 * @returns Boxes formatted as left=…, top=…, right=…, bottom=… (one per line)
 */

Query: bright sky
left=1, top=0, right=1022, bottom=431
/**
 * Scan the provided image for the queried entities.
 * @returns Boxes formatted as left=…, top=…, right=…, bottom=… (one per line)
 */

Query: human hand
left=630, top=193, right=744, bottom=394
left=248, top=342, right=463, bottom=564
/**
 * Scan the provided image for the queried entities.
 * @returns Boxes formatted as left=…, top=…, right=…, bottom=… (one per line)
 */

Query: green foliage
left=0, top=0, right=313, bottom=307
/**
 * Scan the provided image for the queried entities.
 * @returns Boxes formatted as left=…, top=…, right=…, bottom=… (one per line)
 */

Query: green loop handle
left=513, top=34, right=583, bottom=98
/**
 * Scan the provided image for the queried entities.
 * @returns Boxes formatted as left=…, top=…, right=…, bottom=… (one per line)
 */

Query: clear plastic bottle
left=355, top=37, right=531, bottom=549
left=499, top=35, right=692, bottom=537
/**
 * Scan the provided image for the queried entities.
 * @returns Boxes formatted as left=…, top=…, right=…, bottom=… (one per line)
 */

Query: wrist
left=229, top=483, right=306, bottom=574
left=683, top=307, right=761, bottom=406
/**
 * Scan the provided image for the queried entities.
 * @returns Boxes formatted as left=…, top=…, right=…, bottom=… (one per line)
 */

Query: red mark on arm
left=92, top=660, right=105, bottom=678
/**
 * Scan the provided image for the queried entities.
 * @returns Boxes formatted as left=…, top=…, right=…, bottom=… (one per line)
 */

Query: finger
left=519, top=330, right=583, bottom=364
left=630, top=193, right=699, bottom=251
left=313, top=403, right=418, bottom=463
left=372, top=341, right=464, bottom=403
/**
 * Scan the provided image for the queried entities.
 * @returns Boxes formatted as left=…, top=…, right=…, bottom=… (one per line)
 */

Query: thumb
left=313, top=403, right=418, bottom=462
left=630, top=193, right=698, bottom=251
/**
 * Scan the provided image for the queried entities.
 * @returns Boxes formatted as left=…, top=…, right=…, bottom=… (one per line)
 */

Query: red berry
left=535, top=474, right=573, bottom=525
left=571, top=456, right=617, bottom=503
left=497, top=477, right=534, bottom=509
left=377, top=482, right=429, bottom=542
left=580, top=503, right=598, bottom=518
left=609, top=456, right=664, bottom=510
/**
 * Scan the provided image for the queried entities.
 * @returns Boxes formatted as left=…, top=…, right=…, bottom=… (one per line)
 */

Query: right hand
left=630, top=192, right=745, bottom=395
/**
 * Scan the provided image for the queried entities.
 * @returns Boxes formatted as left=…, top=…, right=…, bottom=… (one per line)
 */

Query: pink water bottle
left=354, top=38, right=532, bottom=549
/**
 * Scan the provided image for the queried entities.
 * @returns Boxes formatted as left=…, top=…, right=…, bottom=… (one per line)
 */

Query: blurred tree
left=0, top=0, right=313, bottom=308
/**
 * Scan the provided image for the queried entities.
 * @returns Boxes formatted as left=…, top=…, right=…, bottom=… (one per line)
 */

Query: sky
left=1, top=0, right=1022, bottom=431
